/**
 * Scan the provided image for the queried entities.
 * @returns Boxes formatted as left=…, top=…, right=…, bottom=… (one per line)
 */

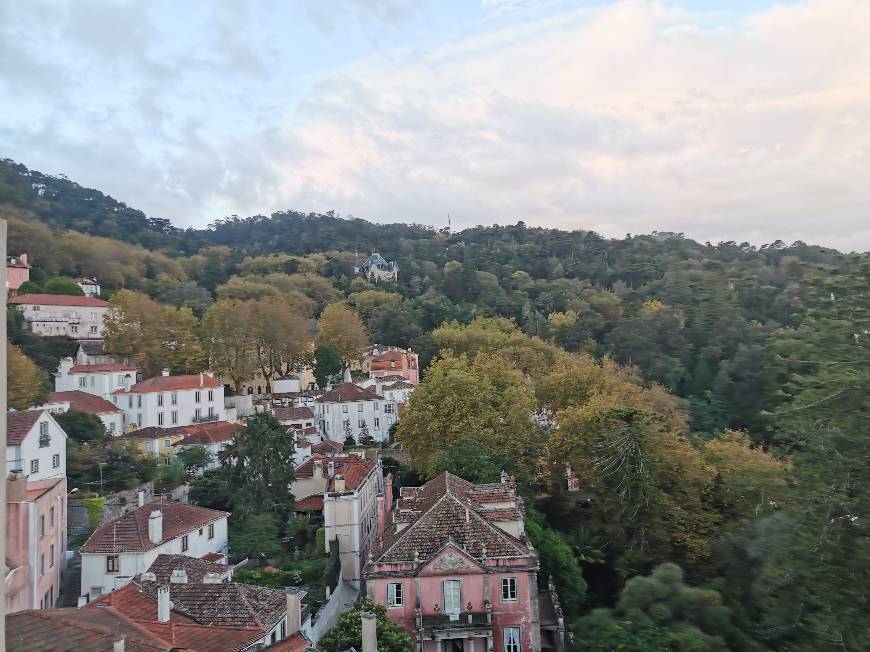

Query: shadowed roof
left=7, top=410, right=42, bottom=446
left=316, top=383, right=382, bottom=403
left=47, top=391, right=122, bottom=414
left=9, top=293, right=109, bottom=307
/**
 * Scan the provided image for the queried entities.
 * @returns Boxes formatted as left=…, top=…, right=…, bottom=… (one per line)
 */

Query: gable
left=419, top=543, right=485, bottom=577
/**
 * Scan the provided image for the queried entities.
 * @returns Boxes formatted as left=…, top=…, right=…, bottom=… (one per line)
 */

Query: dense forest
left=5, top=157, right=869, bottom=649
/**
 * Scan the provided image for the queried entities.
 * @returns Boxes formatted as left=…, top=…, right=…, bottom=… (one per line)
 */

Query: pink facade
left=6, top=252, right=30, bottom=294
left=369, top=348, right=420, bottom=385
left=5, top=475, right=68, bottom=613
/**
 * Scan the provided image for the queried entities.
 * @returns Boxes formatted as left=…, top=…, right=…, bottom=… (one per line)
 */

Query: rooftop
left=8, top=293, right=109, bottom=307
left=316, top=382, right=382, bottom=403
left=81, top=502, right=229, bottom=554
left=7, top=410, right=42, bottom=446
left=47, top=390, right=122, bottom=415
left=311, top=440, right=344, bottom=455
left=328, top=458, right=378, bottom=494
left=114, top=372, right=222, bottom=394
left=294, top=454, right=367, bottom=479
left=175, top=421, right=241, bottom=446
left=275, top=406, right=315, bottom=422
left=69, top=363, right=136, bottom=373
left=145, top=554, right=228, bottom=584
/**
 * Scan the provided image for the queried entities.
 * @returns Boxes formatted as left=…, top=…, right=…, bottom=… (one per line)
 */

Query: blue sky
left=2, top=0, right=868, bottom=250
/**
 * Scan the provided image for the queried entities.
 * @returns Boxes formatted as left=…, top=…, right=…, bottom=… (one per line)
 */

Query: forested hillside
left=5, top=157, right=870, bottom=649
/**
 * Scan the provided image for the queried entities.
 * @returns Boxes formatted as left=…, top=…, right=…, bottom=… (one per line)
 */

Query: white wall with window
left=112, top=374, right=225, bottom=433
left=7, top=412, right=67, bottom=482
left=316, top=397, right=398, bottom=443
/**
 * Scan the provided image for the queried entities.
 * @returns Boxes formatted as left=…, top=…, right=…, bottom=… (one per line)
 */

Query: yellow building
left=118, top=426, right=186, bottom=463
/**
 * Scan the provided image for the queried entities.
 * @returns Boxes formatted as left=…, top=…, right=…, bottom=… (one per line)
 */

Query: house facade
left=42, top=390, right=125, bottom=435
left=369, top=347, right=420, bottom=385
left=79, top=501, right=229, bottom=602
left=74, top=340, right=130, bottom=366
left=316, top=383, right=396, bottom=443
left=118, top=427, right=188, bottom=462
left=54, top=357, right=137, bottom=403
left=355, top=253, right=399, bottom=283
left=366, top=472, right=554, bottom=652
left=173, top=421, right=242, bottom=471
left=8, top=293, right=109, bottom=338
left=5, top=411, right=69, bottom=613
left=75, top=276, right=101, bottom=297
left=111, top=370, right=226, bottom=432
left=6, top=252, right=30, bottom=295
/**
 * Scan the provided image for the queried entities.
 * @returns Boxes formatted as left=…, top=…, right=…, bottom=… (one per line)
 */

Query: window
left=137, top=414, right=142, bottom=427
left=40, top=515, right=45, bottom=537
left=374, top=418, right=380, bottom=430
left=118, top=376, right=126, bottom=386
left=30, top=459, right=39, bottom=474
left=358, top=403, right=364, bottom=412
left=106, top=555, right=120, bottom=573
left=443, top=580, right=461, bottom=614
left=359, top=419, right=365, bottom=428
left=71, top=325, right=78, bottom=334
left=171, top=411, right=178, bottom=425
left=50, top=545, right=55, bottom=567
left=182, top=535, right=189, bottom=552
left=164, top=439, right=171, bottom=449
left=387, top=582, right=403, bottom=607
left=108, top=422, right=116, bottom=433
left=137, top=395, right=142, bottom=408
left=208, top=523, right=215, bottom=539
left=171, top=392, right=178, bottom=406
left=53, top=454, right=60, bottom=468
left=78, top=376, right=87, bottom=388
left=503, top=628, right=521, bottom=652
left=50, top=506, right=55, bottom=527
left=195, top=391, right=201, bottom=403
left=157, top=394, right=164, bottom=407
left=33, top=305, right=40, bottom=311
left=90, top=325, right=98, bottom=334
left=40, top=554, right=45, bottom=576
left=194, top=408, right=201, bottom=420
left=342, top=404, right=349, bottom=413
left=199, top=528, right=204, bottom=535
left=128, top=396, right=133, bottom=408
left=90, top=375, right=95, bottom=387
left=385, top=403, right=395, bottom=414
left=39, top=422, right=51, bottom=447
left=502, top=577, right=518, bottom=601
left=375, top=402, right=380, bottom=411
left=208, top=406, right=215, bottom=418
left=281, top=621, right=286, bottom=639
left=158, top=413, right=164, bottom=426
left=208, top=390, right=213, bottom=402
left=144, top=441, right=153, bottom=451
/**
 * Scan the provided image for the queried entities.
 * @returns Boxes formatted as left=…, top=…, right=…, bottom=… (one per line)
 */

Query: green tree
left=176, top=445, right=213, bottom=474
left=229, top=512, right=284, bottom=560
left=43, top=277, right=85, bottom=295
left=54, top=410, right=106, bottom=443
left=313, top=346, right=342, bottom=389
left=188, top=468, right=232, bottom=512
left=526, top=519, right=587, bottom=618
left=317, top=598, right=413, bottom=652
left=430, top=437, right=506, bottom=483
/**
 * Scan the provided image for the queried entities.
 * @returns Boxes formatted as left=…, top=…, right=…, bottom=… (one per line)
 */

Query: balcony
left=419, top=612, right=492, bottom=632
left=191, top=413, right=220, bottom=424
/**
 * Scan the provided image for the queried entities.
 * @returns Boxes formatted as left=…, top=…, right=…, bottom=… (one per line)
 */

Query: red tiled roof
left=311, top=440, right=343, bottom=455
left=7, top=410, right=42, bottom=446
left=329, top=458, right=377, bottom=493
left=316, top=383, right=382, bottom=403
left=175, top=422, right=241, bottom=446
left=8, top=293, right=109, bottom=307
left=118, top=427, right=186, bottom=441
left=294, top=495, right=324, bottom=511
left=267, top=633, right=312, bottom=651
left=294, top=454, right=364, bottom=478
left=372, top=472, right=529, bottom=564
left=47, top=390, right=122, bottom=414
left=384, top=380, right=415, bottom=390
left=81, top=502, right=229, bottom=553
left=145, top=554, right=228, bottom=584
left=275, top=406, right=315, bottom=422
left=201, top=551, right=226, bottom=562
left=69, top=363, right=136, bottom=373
left=115, top=373, right=222, bottom=394
left=5, top=607, right=171, bottom=651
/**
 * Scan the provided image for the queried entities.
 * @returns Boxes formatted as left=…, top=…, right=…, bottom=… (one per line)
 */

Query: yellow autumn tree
left=317, top=303, right=368, bottom=371
left=7, top=342, right=46, bottom=409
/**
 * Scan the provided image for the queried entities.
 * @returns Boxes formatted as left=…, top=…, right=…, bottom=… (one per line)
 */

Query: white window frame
left=503, top=627, right=521, bottom=652
left=502, top=577, right=518, bottom=601
left=78, top=377, right=87, bottom=388
left=106, top=555, right=120, bottom=574
left=443, top=579, right=461, bottom=615
left=158, top=413, right=164, bottom=426
left=387, top=582, right=403, bottom=608
left=171, top=411, right=178, bottom=425
left=157, top=394, right=164, bottom=407
left=30, top=459, right=39, bottom=474
left=52, top=454, right=60, bottom=468
left=342, top=404, right=348, bottom=413
left=195, top=391, right=201, bottom=403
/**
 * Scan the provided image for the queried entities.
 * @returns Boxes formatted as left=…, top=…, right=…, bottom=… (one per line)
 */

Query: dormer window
left=38, top=422, right=51, bottom=447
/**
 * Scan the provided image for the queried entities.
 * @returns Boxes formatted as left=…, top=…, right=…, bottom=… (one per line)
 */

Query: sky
left=1, top=0, right=869, bottom=250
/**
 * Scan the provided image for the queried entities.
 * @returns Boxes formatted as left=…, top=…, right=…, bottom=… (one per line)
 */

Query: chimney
left=286, top=588, right=304, bottom=636
left=375, top=382, right=383, bottom=396
left=334, top=474, right=346, bottom=493
left=157, top=585, right=171, bottom=623
left=141, top=571, right=156, bottom=582
left=19, top=252, right=28, bottom=266
left=313, top=459, right=323, bottom=478
left=170, top=569, right=188, bottom=584
left=161, top=368, right=171, bottom=377
left=199, top=372, right=204, bottom=385
left=203, top=572, right=223, bottom=584
left=113, top=637, right=125, bottom=652
left=148, top=510, right=163, bottom=544
left=327, top=461, right=335, bottom=477
left=361, top=612, right=378, bottom=652
left=138, top=490, right=145, bottom=507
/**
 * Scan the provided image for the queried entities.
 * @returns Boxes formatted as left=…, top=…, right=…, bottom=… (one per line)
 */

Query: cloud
left=1, top=0, right=869, bottom=250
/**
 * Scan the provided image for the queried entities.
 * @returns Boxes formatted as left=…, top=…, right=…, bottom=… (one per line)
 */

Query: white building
left=75, top=277, right=102, bottom=297
left=41, top=390, right=125, bottom=435
left=74, top=340, right=130, bottom=367
left=315, top=383, right=397, bottom=443
left=173, top=422, right=241, bottom=472
left=356, top=378, right=415, bottom=406
left=6, top=411, right=67, bottom=482
left=111, top=370, right=226, bottom=432
left=8, top=294, right=109, bottom=338
left=54, top=358, right=137, bottom=403
left=79, top=501, right=229, bottom=602
left=355, top=252, right=399, bottom=283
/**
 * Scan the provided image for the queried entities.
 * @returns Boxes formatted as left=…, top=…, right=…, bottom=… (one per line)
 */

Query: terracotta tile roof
left=8, top=293, right=109, bottom=307
left=47, top=391, right=122, bottom=414
left=275, top=406, right=315, bottom=422
left=145, top=554, right=228, bottom=584
left=118, top=427, right=183, bottom=440
left=329, top=458, right=377, bottom=493
left=5, top=607, right=171, bottom=651
left=311, top=440, right=343, bottom=455
left=7, top=410, right=42, bottom=446
left=81, top=502, right=229, bottom=553
left=140, top=621, right=264, bottom=652
left=384, top=380, right=415, bottom=390
left=293, top=495, right=324, bottom=511
left=316, top=383, right=382, bottom=403
left=294, top=454, right=364, bottom=478
left=69, top=364, right=136, bottom=373
left=201, top=551, right=226, bottom=562
left=267, top=633, right=312, bottom=651
left=175, top=422, right=241, bottom=446
left=115, top=373, right=222, bottom=394
left=372, top=472, right=529, bottom=564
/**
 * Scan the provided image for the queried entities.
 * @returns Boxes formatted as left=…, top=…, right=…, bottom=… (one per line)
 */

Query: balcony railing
left=191, top=414, right=220, bottom=424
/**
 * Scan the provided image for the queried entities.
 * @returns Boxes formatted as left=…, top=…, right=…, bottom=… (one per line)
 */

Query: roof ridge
left=378, top=491, right=453, bottom=561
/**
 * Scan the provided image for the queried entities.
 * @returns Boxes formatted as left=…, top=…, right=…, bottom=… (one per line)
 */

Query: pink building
left=6, top=252, right=31, bottom=295
left=367, top=346, right=420, bottom=385
left=366, top=472, right=567, bottom=652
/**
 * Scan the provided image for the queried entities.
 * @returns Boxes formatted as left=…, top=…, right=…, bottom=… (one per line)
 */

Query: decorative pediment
left=419, top=543, right=484, bottom=576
